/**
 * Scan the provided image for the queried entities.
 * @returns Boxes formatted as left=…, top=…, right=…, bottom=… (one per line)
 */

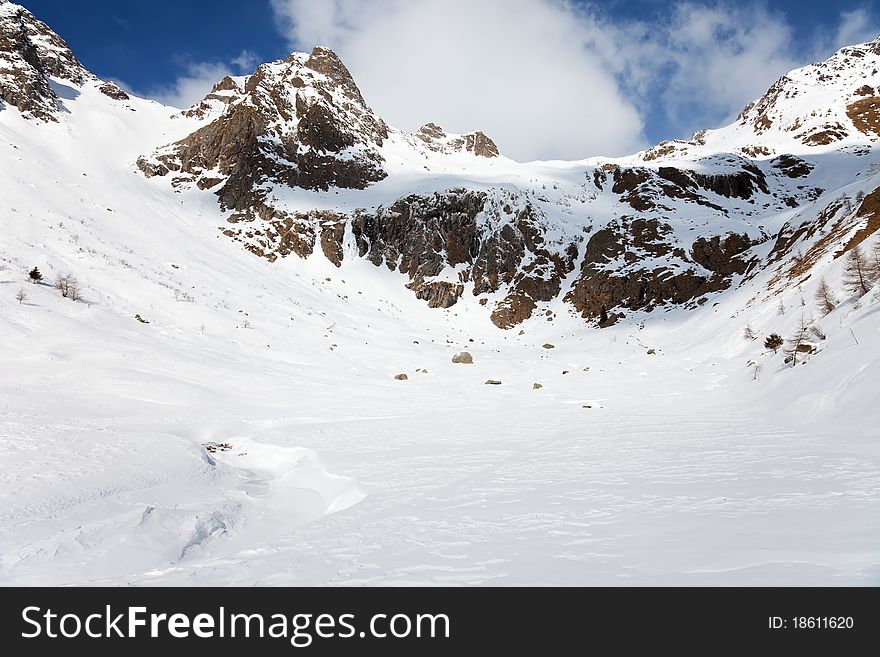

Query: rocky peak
left=138, top=47, right=390, bottom=225
left=731, top=35, right=880, bottom=149
left=0, top=1, right=84, bottom=80
left=182, top=75, right=245, bottom=119
left=303, top=47, right=366, bottom=105
left=0, top=1, right=83, bottom=119
left=0, top=1, right=127, bottom=120
left=415, top=122, right=500, bottom=158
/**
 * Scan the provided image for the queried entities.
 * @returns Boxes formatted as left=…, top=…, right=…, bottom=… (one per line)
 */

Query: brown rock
left=98, top=82, right=129, bottom=101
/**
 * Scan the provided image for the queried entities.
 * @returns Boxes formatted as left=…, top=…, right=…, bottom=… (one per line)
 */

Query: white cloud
left=145, top=50, right=261, bottom=109
left=253, top=2, right=880, bottom=160
left=230, top=50, right=261, bottom=72
left=632, top=4, right=801, bottom=136
left=270, top=0, right=647, bottom=161
left=832, top=8, right=880, bottom=50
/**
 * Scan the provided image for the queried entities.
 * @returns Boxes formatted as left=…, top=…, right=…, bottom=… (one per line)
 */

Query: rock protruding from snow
left=415, top=123, right=500, bottom=158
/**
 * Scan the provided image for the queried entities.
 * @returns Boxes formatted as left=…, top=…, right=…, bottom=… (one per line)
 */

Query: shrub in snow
left=55, top=273, right=81, bottom=301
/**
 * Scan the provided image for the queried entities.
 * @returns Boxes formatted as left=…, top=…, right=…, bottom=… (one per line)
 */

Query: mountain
left=1, top=2, right=880, bottom=586
left=128, top=26, right=880, bottom=329
left=4, top=0, right=878, bottom=329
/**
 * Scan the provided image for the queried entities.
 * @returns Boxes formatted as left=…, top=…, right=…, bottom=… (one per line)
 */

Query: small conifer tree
left=764, top=333, right=784, bottom=354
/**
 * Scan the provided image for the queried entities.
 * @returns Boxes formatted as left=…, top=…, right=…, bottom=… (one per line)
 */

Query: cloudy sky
left=20, top=0, right=880, bottom=161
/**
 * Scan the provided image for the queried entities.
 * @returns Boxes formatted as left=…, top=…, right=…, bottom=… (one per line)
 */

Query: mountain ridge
left=2, top=1, right=879, bottom=330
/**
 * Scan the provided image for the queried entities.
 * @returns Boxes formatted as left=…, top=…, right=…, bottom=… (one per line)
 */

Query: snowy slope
left=0, top=1, right=879, bottom=585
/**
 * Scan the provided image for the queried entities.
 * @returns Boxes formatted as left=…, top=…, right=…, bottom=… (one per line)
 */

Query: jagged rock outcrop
left=415, top=123, right=500, bottom=158
left=600, top=159, right=772, bottom=214
left=565, top=218, right=755, bottom=325
left=138, top=47, right=390, bottom=211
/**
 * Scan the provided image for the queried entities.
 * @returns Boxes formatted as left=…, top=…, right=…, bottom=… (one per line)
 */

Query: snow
left=1, top=14, right=879, bottom=586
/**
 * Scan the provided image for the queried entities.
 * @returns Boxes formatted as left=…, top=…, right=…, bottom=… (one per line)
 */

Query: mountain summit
left=0, top=0, right=127, bottom=120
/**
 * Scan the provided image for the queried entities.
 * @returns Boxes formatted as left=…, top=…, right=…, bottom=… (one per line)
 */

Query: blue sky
left=17, top=0, right=880, bottom=160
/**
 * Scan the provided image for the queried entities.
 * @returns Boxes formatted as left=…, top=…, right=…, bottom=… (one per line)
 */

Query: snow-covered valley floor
left=2, top=273, right=878, bottom=585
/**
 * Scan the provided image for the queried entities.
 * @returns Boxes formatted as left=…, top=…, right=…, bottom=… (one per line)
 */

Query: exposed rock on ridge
left=0, top=1, right=127, bottom=120
left=138, top=47, right=390, bottom=209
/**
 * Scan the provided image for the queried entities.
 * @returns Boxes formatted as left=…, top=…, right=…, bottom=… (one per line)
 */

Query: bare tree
left=869, top=240, right=880, bottom=281
left=843, top=246, right=872, bottom=297
left=16, top=287, right=27, bottom=304
left=777, top=299, right=786, bottom=316
left=785, top=315, right=812, bottom=366
left=744, top=325, right=758, bottom=341
left=815, top=278, right=837, bottom=315
left=55, top=273, right=81, bottom=301
left=809, top=325, right=827, bottom=341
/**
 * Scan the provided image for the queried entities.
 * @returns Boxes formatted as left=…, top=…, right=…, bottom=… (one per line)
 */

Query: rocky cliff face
left=347, top=191, right=579, bottom=327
